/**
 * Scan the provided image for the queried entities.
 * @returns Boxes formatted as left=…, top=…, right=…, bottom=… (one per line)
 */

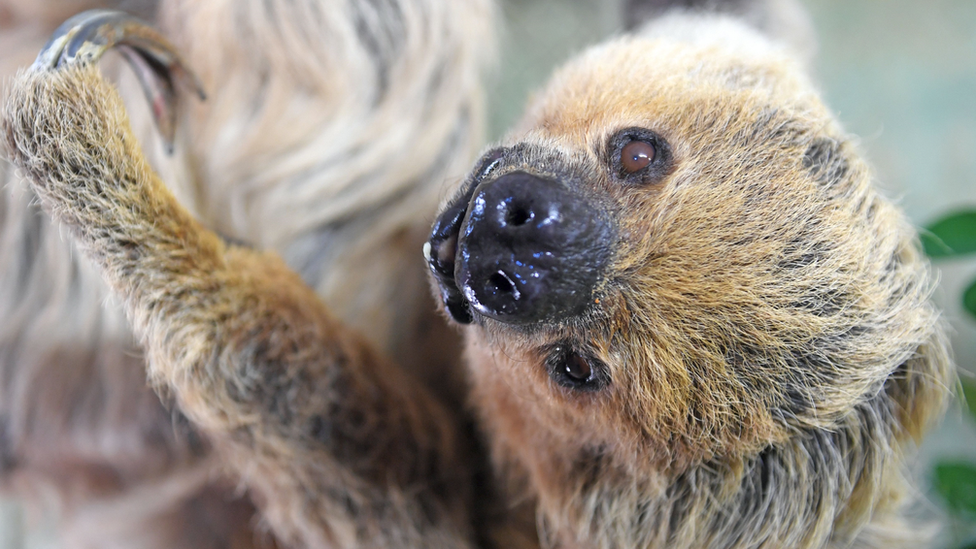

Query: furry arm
left=2, top=63, right=475, bottom=549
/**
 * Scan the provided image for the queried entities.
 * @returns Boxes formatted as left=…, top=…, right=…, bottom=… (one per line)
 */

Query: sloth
left=0, top=1, right=953, bottom=549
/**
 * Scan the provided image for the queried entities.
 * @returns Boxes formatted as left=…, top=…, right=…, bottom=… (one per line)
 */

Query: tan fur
left=462, top=14, right=953, bottom=548
left=0, top=0, right=491, bottom=546
left=4, top=62, right=481, bottom=546
left=0, top=2, right=953, bottom=549
left=0, top=6, right=244, bottom=548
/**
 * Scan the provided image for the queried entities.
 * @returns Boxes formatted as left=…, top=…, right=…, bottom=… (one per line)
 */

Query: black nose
left=455, top=171, right=612, bottom=324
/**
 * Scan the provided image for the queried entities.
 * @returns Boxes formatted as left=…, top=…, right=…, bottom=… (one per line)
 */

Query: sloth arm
left=2, top=60, right=475, bottom=549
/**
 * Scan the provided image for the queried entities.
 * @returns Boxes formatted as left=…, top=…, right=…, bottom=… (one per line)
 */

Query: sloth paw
left=33, top=9, right=205, bottom=152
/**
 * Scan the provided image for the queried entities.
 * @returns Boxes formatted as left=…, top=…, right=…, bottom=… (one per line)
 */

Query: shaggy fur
left=0, top=1, right=953, bottom=549
left=0, top=0, right=491, bottom=546
left=459, top=13, right=953, bottom=548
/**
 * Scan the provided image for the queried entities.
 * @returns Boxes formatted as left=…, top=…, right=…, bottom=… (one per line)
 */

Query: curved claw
left=33, top=9, right=206, bottom=153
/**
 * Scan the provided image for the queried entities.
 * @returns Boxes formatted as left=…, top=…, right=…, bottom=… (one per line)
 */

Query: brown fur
left=0, top=2, right=954, bottom=549
left=0, top=5, right=246, bottom=548
left=0, top=0, right=490, bottom=546
left=461, top=14, right=952, bottom=548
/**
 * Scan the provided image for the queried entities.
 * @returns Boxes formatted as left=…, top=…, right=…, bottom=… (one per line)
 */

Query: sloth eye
left=620, top=140, right=655, bottom=173
left=546, top=344, right=609, bottom=392
left=563, top=352, right=591, bottom=381
left=608, top=127, right=672, bottom=184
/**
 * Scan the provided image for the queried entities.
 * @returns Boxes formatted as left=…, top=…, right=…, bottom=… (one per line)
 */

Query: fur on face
left=448, top=14, right=952, bottom=549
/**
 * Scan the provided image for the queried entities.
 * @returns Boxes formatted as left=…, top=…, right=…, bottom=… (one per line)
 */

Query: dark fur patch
left=738, top=448, right=778, bottom=516
left=787, top=347, right=840, bottom=384
left=778, top=236, right=829, bottom=271
left=725, top=347, right=812, bottom=417
left=803, top=138, right=849, bottom=187
left=350, top=0, right=406, bottom=102
left=665, top=473, right=695, bottom=538
left=883, top=250, right=905, bottom=278
left=731, top=109, right=805, bottom=152
left=779, top=386, right=812, bottom=416
left=792, top=287, right=849, bottom=317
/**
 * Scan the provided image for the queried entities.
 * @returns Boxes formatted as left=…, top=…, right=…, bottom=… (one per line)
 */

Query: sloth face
left=426, top=31, right=936, bottom=479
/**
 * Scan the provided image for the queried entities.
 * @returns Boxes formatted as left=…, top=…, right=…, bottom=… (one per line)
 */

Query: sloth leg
left=3, top=11, right=474, bottom=549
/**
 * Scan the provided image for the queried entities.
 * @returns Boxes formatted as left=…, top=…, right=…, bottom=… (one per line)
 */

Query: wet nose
left=455, top=171, right=612, bottom=324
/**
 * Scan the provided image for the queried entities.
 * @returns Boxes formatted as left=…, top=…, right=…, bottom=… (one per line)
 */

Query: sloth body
left=0, top=2, right=952, bottom=549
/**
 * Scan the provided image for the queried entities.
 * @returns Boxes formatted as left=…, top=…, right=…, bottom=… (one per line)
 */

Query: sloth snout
left=455, top=171, right=612, bottom=325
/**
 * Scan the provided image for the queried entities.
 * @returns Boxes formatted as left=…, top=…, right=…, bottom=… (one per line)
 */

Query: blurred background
left=1, top=0, right=975, bottom=546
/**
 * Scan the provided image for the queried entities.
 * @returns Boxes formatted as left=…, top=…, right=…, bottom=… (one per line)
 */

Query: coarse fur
left=461, top=14, right=953, bottom=548
left=0, top=2, right=954, bottom=549
left=0, top=0, right=491, bottom=546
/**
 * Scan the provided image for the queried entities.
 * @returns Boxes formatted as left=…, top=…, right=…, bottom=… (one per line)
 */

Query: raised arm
left=2, top=13, right=474, bottom=548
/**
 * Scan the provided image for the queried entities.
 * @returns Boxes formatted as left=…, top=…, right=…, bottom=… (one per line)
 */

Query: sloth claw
left=33, top=9, right=206, bottom=152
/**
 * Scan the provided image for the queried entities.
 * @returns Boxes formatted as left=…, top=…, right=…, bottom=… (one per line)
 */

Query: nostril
left=505, top=205, right=532, bottom=227
left=498, top=196, right=535, bottom=228
left=425, top=234, right=459, bottom=278
left=486, top=271, right=520, bottom=300
left=436, top=234, right=457, bottom=266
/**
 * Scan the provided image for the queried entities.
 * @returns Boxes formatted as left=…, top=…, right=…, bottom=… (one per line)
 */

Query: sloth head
left=426, top=15, right=950, bottom=543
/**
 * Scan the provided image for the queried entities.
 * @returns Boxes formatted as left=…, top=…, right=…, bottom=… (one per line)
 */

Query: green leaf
left=922, top=211, right=976, bottom=258
left=963, top=379, right=976, bottom=422
left=934, top=462, right=976, bottom=515
left=964, top=279, right=976, bottom=319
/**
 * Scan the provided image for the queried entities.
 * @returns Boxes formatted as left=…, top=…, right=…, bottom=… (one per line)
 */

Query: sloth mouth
left=425, top=148, right=508, bottom=325
left=425, top=181, right=476, bottom=324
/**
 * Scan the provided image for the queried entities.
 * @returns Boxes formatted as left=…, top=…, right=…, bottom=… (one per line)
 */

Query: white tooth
left=423, top=241, right=433, bottom=262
